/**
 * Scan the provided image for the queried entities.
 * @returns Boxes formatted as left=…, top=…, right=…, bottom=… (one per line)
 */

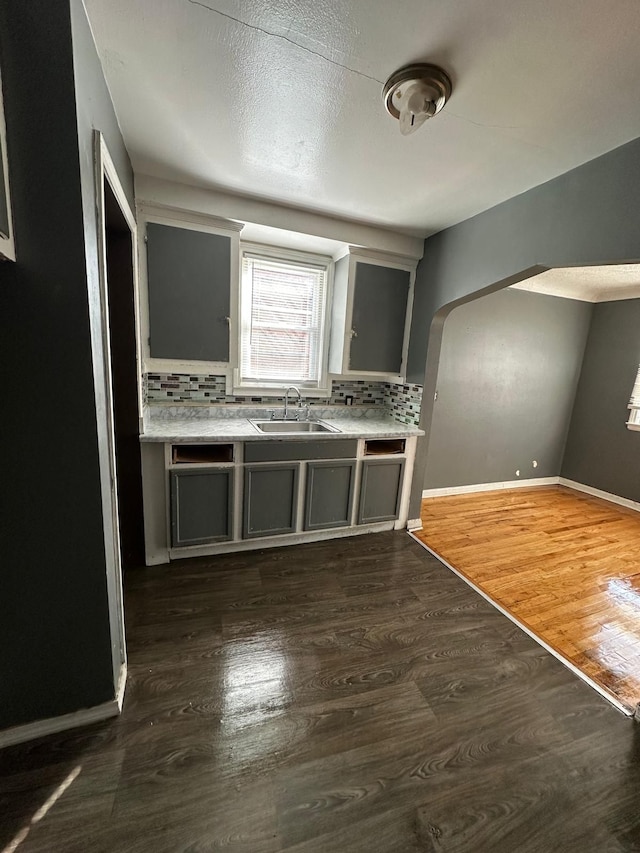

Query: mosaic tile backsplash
left=145, top=373, right=422, bottom=426
left=383, top=382, right=423, bottom=427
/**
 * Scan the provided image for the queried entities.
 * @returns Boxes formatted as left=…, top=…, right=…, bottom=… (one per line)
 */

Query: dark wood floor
left=2, top=532, right=640, bottom=852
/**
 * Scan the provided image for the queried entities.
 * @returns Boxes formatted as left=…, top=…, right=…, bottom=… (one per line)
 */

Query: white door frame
left=94, top=130, right=140, bottom=708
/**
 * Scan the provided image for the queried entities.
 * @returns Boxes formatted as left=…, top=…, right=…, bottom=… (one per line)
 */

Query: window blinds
left=240, top=254, right=327, bottom=386
left=628, top=364, right=640, bottom=429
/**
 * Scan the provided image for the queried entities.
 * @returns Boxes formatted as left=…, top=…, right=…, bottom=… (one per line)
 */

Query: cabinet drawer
left=244, top=439, right=357, bottom=463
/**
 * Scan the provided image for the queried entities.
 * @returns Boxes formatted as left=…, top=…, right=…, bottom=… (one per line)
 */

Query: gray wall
left=0, top=0, right=132, bottom=730
left=561, top=300, right=640, bottom=501
left=408, top=135, right=640, bottom=518
left=424, top=288, right=592, bottom=489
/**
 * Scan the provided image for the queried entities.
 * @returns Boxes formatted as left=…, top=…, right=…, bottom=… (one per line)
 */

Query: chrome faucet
left=283, top=386, right=302, bottom=420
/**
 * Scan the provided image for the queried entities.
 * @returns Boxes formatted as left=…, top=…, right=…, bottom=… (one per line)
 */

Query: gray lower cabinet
left=243, top=463, right=299, bottom=538
left=358, top=458, right=405, bottom=524
left=304, top=460, right=356, bottom=531
left=170, top=468, right=233, bottom=546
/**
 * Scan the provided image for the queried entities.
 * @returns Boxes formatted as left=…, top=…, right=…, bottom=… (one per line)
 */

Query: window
left=237, top=248, right=331, bottom=392
left=627, top=363, right=640, bottom=431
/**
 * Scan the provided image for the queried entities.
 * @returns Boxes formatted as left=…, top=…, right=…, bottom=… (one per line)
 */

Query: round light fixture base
left=383, top=63, right=452, bottom=135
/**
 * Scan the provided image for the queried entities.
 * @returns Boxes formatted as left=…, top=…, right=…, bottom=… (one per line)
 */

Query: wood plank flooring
left=1, top=531, right=640, bottom=852
left=415, top=485, right=640, bottom=713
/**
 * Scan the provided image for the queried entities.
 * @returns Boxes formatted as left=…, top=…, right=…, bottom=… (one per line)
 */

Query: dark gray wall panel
left=424, top=288, right=592, bottom=488
left=147, top=223, right=230, bottom=361
left=305, top=461, right=356, bottom=530
left=562, top=300, right=640, bottom=501
left=171, top=469, right=233, bottom=545
left=243, top=464, right=299, bottom=537
left=358, top=459, right=404, bottom=524
left=0, top=0, right=122, bottom=729
left=351, top=263, right=409, bottom=373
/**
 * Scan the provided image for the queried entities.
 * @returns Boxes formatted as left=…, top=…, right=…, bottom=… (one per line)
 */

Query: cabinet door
left=350, top=262, right=410, bottom=374
left=358, top=458, right=405, bottom=524
left=243, top=464, right=299, bottom=538
left=304, top=460, right=356, bottom=531
left=170, top=468, right=233, bottom=546
left=146, top=222, right=231, bottom=361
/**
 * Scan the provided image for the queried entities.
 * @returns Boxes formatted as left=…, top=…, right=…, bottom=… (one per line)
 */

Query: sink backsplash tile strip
left=384, top=382, right=423, bottom=427
left=143, top=373, right=422, bottom=426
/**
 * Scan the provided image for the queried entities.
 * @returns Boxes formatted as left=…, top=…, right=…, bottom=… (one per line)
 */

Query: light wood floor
left=414, top=485, right=640, bottom=713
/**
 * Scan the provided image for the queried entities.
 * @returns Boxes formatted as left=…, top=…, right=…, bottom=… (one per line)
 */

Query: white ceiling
left=84, top=0, right=640, bottom=237
left=511, top=264, right=640, bottom=303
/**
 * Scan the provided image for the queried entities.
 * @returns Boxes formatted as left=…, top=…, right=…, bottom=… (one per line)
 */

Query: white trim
left=0, top=700, right=120, bottom=749
left=135, top=173, right=424, bottom=260
left=395, top=435, right=417, bottom=529
left=422, top=477, right=560, bottom=499
left=168, top=519, right=396, bottom=560
left=0, top=65, right=16, bottom=262
left=408, top=532, right=632, bottom=717
left=115, top=662, right=127, bottom=711
left=94, top=131, right=136, bottom=693
left=421, top=477, right=640, bottom=512
left=407, top=518, right=423, bottom=531
left=558, top=478, right=640, bottom=513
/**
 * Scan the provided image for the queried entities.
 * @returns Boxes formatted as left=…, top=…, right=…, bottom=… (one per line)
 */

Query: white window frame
left=233, top=243, right=333, bottom=397
left=627, top=363, right=640, bottom=431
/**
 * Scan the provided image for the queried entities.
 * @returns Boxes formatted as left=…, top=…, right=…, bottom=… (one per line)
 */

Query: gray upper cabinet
left=350, top=263, right=410, bottom=374
left=328, top=249, right=416, bottom=379
left=141, top=209, right=242, bottom=366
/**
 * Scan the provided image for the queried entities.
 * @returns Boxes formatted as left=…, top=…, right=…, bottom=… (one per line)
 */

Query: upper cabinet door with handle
left=349, top=261, right=411, bottom=374
left=146, top=221, right=231, bottom=362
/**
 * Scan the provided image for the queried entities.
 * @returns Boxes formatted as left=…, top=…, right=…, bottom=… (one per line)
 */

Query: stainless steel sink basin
left=250, top=419, right=340, bottom=434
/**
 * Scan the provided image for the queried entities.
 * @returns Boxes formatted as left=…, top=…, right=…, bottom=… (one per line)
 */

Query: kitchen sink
left=250, top=419, right=341, bottom=434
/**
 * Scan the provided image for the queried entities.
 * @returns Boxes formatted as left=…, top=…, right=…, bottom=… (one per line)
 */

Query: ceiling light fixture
left=383, top=63, right=452, bottom=136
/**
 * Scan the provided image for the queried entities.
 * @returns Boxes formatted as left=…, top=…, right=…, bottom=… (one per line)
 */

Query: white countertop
left=140, top=406, right=423, bottom=443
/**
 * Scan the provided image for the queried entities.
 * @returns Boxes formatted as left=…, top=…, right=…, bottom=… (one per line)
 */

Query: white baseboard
left=422, top=477, right=560, bottom=499
left=0, top=699, right=121, bottom=750
left=407, top=518, right=423, bottom=531
left=558, top=478, right=640, bottom=513
left=116, top=662, right=127, bottom=711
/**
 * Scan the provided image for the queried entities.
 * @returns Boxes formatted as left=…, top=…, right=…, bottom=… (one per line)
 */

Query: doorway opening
left=412, top=263, right=640, bottom=715
left=103, top=178, right=145, bottom=571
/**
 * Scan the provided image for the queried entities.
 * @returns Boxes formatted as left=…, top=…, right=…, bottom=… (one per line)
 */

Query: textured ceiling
left=511, top=264, right=640, bottom=303
left=84, top=0, right=640, bottom=236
